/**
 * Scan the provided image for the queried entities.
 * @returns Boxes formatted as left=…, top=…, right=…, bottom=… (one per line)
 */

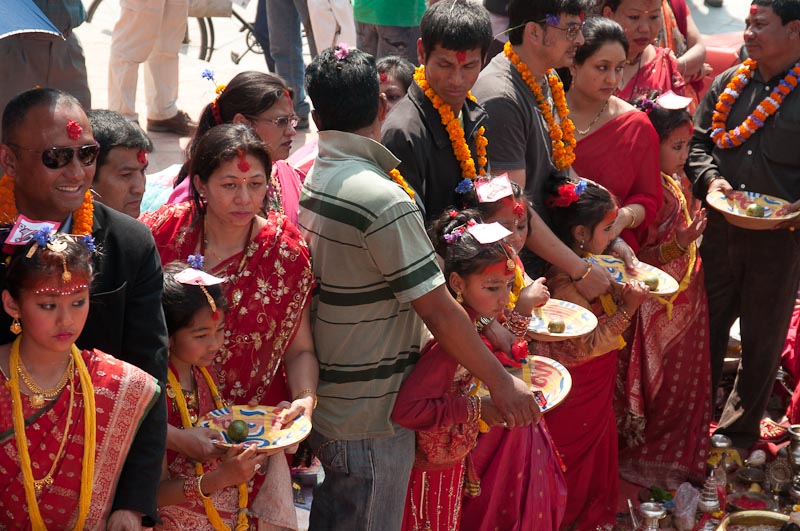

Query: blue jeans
left=254, top=0, right=276, bottom=71
left=308, top=427, right=415, bottom=531
left=266, top=0, right=316, bottom=118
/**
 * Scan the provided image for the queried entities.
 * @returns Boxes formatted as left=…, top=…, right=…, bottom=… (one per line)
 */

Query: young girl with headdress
left=157, top=258, right=280, bottom=530
left=458, top=174, right=567, bottom=531
left=392, top=210, right=515, bottom=531
left=534, top=178, right=649, bottom=531
left=0, top=232, right=160, bottom=529
left=615, top=92, right=711, bottom=489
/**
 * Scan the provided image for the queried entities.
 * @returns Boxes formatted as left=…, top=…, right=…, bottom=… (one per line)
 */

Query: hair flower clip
left=201, top=69, right=215, bottom=81
left=32, top=228, right=52, bottom=247
left=334, top=43, right=350, bottom=60
left=187, top=254, right=205, bottom=269
left=547, top=180, right=586, bottom=208
left=545, top=14, right=560, bottom=26
left=82, top=235, right=96, bottom=253
left=455, top=178, right=474, bottom=194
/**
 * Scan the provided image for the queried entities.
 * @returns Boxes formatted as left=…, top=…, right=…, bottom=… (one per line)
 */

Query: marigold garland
left=9, top=340, right=95, bottom=530
left=711, top=58, right=800, bottom=149
left=388, top=169, right=416, bottom=200
left=503, top=42, right=576, bottom=170
left=0, top=173, right=94, bottom=234
left=413, top=66, right=488, bottom=189
left=167, top=367, right=249, bottom=531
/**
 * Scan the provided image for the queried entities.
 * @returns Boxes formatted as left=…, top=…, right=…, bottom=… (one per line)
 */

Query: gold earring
left=579, top=239, right=585, bottom=250
left=456, top=291, right=464, bottom=304
left=10, top=317, right=21, bottom=335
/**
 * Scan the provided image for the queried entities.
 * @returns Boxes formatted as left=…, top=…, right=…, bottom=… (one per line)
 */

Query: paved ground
left=75, top=0, right=749, bottom=175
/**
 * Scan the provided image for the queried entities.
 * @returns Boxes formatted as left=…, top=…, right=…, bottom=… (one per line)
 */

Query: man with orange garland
left=687, top=0, right=800, bottom=450
left=471, top=0, right=611, bottom=294
left=0, top=88, right=168, bottom=530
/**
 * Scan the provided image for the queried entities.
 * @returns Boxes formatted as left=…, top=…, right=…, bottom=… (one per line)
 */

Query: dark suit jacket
left=0, top=202, right=168, bottom=522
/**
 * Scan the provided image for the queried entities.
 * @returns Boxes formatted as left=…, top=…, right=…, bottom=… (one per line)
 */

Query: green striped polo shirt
left=298, top=131, right=444, bottom=440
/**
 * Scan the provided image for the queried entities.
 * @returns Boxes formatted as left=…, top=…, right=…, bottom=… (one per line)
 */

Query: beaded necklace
left=0, top=174, right=94, bottom=234
left=9, top=339, right=95, bottom=530
left=413, top=66, right=488, bottom=189
left=503, top=42, right=576, bottom=170
left=167, top=366, right=249, bottom=531
left=711, top=58, right=800, bottom=149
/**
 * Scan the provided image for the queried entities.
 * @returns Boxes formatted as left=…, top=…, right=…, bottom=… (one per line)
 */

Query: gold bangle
left=293, top=388, right=318, bottom=410
left=197, top=474, right=211, bottom=500
left=624, top=206, right=637, bottom=229
left=618, top=307, right=632, bottom=322
left=572, top=262, right=592, bottom=283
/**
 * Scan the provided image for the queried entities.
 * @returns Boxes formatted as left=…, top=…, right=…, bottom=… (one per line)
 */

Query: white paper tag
left=467, top=222, right=512, bottom=244
left=4, top=216, right=61, bottom=246
left=475, top=174, right=513, bottom=203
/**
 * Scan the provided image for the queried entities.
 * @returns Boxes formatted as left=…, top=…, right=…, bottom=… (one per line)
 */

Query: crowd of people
left=1, top=0, right=800, bottom=530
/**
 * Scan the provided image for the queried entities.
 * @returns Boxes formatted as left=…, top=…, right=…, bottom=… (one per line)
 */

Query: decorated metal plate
left=527, top=298, right=598, bottom=343
left=588, top=255, right=679, bottom=296
left=475, top=356, right=572, bottom=413
left=198, top=405, right=312, bottom=452
left=706, top=190, right=798, bottom=230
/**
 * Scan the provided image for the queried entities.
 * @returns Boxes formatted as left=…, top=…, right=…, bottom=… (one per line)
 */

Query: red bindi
left=237, top=149, right=250, bottom=172
left=379, top=72, right=388, bottom=83
left=456, top=50, right=467, bottom=63
left=750, top=5, right=758, bottom=14
left=137, top=149, right=147, bottom=164
left=66, top=120, right=83, bottom=140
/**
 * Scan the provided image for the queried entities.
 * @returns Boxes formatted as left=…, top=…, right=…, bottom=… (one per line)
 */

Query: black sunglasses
left=9, top=142, right=101, bottom=170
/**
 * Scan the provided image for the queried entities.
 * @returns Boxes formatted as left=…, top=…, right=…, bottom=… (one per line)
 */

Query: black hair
left=546, top=177, right=617, bottom=248
left=507, top=0, right=591, bottom=45
left=419, top=0, right=493, bottom=59
left=574, top=16, right=629, bottom=65
left=178, top=71, right=291, bottom=185
left=162, top=261, right=228, bottom=336
left=4, top=233, right=95, bottom=300
left=87, top=109, right=154, bottom=178
left=752, top=0, right=800, bottom=24
left=187, top=123, right=272, bottom=213
left=429, top=209, right=510, bottom=289
left=377, top=55, right=415, bottom=92
left=634, top=95, right=692, bottom=141
left=2, top=88, right=82, bottom=144
left=460, top=177, right=530, bottom=222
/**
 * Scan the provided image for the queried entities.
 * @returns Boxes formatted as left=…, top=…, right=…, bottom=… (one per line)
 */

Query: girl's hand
left=621, top=280, right=649, bottom=314
left=215, top=443, right=271, bottom=488
left=479, top=396, right=507, bottom=428
left=516, top=277, right=549, bottom=315
left=608, top=238, right=637, bottom=274
left=676, top=207, right=707, bottom=249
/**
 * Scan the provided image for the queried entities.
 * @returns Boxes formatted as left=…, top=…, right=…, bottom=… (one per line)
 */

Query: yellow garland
left=388, top=169, right=415, bottom=200
left=598, top=292, right=627, bottom=349
left=653, top=173, right=697, bottom=319
left=503, top=42, right=576, bottom=170
left=8, top=338, right=95, bottom=530
left=167, top=367, right=249, bottom=531
left=0, top=174, right=93, bottom=234
left=507, top=264, right=525, bottom=309
left=413, top=66, right=488, bottom=180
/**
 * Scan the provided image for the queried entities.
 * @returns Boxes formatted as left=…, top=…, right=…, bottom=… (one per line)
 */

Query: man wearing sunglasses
left=469, top=0, right=613, bottom=301
left=0, top=88, right=168, bottom=531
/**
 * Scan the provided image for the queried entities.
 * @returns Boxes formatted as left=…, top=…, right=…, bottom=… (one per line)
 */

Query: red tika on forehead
left=482, top=260, right=515, bottom=277
left=456, top=50, right=467, bottom=63
left=379, top=72, right=388, bottom=83
left=137, top=149, right=147, bottom=164
left=237, top=149, right=250, bottom=172
left=750, top=4, right=758, bottom=14
left=66, top=120, right=83, bottom=140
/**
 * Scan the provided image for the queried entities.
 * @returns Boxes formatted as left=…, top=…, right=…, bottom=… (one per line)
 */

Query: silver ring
left=254, top=463, right=261, bottom=472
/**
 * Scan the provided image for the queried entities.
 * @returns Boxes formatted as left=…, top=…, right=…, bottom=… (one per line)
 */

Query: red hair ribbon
left=66, top=120, right=83, bottom=140
left=237, top=149, right=250, bottom=172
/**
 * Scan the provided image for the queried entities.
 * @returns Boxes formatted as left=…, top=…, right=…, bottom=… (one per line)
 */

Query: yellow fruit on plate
left=547, top=319, right=566, bottom=333
left=746, top=203, right=766, bottom=217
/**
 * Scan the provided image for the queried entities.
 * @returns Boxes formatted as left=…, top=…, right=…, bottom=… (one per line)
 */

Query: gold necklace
left=576, top=100, right=609, bottom=136
left=33, top=373, right=75, bottom=496
left=202, top=215, right=254, bottom=278
left=17, top=355, right=74, bottom=408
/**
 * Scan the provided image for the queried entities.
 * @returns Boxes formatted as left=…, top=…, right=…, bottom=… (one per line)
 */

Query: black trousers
left=702, top=210, right=800, bottom=448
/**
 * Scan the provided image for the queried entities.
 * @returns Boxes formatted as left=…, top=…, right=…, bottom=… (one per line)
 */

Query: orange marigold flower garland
left=0, top=173, right=93, bottom=234
left=413, top=66, right=488, bottom=192
left=711, top=58, right=800, bottom=149
left=503, top=42, right=576, bottom=170
left=388, top=169, right=416, bottom=200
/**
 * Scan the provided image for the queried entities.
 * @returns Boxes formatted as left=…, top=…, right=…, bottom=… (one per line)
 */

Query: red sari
left=572, top=111, right=662, bottom=253
left=533, top=272, right=633, bottom=531
left=159, top=365, right=250, bottom=530
left=392, top=335, right=479, bottom=531
left=140, top=202, right=314, bottom=407
left=0, top=349, right=160, bottom=530
left=616, top=174, right=712, bottom=488
left=616, top=47, right=691, bottom=106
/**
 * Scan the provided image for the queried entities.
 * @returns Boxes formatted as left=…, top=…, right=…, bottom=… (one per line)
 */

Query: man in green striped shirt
left=299, top=45, right=539, bottom=531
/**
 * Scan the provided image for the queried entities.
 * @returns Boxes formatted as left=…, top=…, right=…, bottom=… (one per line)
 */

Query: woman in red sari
left=534, top=178, right=649, bottom=531
left=0, top=233, right=160, bottom=529
left=566, top=17, right=662, bottom=253
left=616, top=97, right=712, bottom=489
left=603, top=0, right=694, bottom=106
